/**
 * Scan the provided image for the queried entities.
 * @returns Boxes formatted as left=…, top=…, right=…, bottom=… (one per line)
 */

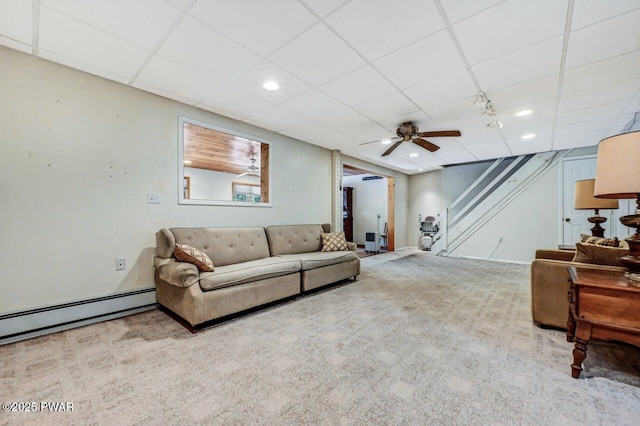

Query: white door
left=561, top=157, right=632, bottom=244
left=562, top=157, right=612, bottom=243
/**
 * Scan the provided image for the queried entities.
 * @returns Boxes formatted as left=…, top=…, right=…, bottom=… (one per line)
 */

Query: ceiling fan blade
left=413, top=138, right=440, bottom=152
left=416, top=130, right=461, bottom=138
left=382, top=140, right=403, bottom=157
left=237, top=172, right=249, bottom=177
left=359, top=136, right=401, bottom=146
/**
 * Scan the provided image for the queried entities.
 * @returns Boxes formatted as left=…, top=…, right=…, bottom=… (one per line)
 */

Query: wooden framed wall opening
left=342, top=164, right=395, bottom=252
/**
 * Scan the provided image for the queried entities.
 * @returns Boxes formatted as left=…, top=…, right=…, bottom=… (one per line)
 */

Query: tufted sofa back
left=157, top=227, right=271, bottom=267
left=265, top=224, right=327, bottom=256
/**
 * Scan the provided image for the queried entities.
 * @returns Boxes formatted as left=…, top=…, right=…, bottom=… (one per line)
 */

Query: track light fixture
left=474, top=91, right=502, bottom=129
left=474, top=91, right=489, bottom=109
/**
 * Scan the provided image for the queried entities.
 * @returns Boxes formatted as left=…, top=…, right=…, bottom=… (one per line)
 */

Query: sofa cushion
left=579, top=234, right=619, bottom=247
left=265, top=224, right=324, bottom=256
left=572, top=242, right=630, bottom=266
left=279, top=251, right=357, bottom=271
left=198, top=257, right=301, bottom=291
left=170, top=227, right=270, bottom=267
left=174, top=244, right=214, bottom=272
left=321, top=232, right=348, bottom=252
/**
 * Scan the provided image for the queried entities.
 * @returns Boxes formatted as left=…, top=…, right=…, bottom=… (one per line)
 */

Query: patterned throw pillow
left=572, top=242, right=629, bottom=267
left=174, top=244, right=214, bottom=272
left=579, top=234, right=619, bottom=247
left=321, top=232, right=348, bottom=252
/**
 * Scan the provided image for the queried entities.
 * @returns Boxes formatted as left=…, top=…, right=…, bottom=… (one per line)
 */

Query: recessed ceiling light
left=515, top=110, right=532, bottom=117
left=521, top=133, right=536, bottom=140
left=262, top=80, right=279, bottom=91
left=183, top=160, right=192, bottom=164
left=410, top=153, right=419, bottom=157
left=381, top=139, right=392, bottom=145
left=418, top=168, right=423, bottom=171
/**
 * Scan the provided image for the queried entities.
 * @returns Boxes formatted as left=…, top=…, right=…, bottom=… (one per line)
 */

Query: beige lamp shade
left=574, top=179, right=618, bottom=210
left=594, top=131, right=640, bottom=199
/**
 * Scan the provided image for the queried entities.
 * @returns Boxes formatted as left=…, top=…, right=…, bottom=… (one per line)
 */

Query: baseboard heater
left=0, top=288, right=157, bottom=345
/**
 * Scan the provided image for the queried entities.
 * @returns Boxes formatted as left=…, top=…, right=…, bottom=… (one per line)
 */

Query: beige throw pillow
left=572, top=242, right=629, bottom=267
left=321, top=232, right=348, bottom=252
left=174, top=244, right=214, bottom=272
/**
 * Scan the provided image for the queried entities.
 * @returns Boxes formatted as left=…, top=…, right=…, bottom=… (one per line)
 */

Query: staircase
left=431, top=150, right=569, bottom=256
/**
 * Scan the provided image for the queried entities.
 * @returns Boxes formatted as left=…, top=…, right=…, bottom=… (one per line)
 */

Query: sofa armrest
left=346, top=241, right=357, bottom=252
left=535, top=249, right=575, bottom=261
left=155, top=258, right=200, bottom=288
left=530, top=259, right=625, bottom=328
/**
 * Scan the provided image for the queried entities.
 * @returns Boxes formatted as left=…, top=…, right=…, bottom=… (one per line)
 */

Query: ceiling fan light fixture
left=262, top=80, right=279, bottom=91
left=237, top=155, right=261, bottom=177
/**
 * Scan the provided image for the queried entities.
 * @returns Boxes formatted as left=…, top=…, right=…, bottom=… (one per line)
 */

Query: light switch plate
left=148, top=192, right=160, bottom=204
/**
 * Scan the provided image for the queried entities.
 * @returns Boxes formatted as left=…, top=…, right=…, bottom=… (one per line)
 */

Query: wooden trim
left=261, top=143, right=269, bottom=202
left=387, top=177, right=395, bottom=252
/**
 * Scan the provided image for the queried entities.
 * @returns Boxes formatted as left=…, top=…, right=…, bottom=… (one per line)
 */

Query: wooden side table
left=566, top=266, right=640, bottom=378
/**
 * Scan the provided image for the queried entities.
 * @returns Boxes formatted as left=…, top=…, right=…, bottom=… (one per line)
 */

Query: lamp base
left=587, top=215, right=607, bottom=238
left=620, top=214, right=640, bottom=281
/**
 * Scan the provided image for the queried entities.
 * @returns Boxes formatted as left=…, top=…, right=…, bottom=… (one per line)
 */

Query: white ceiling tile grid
left=0, top=0, right=638, bottom=174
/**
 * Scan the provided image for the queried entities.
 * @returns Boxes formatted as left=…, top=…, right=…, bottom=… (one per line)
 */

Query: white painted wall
left=452, top=163, right=561, bottom=262
left=0, top=47, right=339, bottom=313
left=184, top=167, right=260, bottom=201
left=343, top=175, right=387, bottom=245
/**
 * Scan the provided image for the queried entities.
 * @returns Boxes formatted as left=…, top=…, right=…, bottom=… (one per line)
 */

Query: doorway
left=342, top=164, right=395, bottom=252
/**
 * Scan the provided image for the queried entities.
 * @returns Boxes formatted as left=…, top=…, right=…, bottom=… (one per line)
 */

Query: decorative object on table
left=574, top=179, right=619, bottom=237
left=594, top=130, right=640, bottom=281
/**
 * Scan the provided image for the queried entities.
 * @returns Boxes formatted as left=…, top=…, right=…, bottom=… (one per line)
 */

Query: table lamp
left=574, top=179, right=619, bottom=237
left=594, top=130, right=640, bottom=281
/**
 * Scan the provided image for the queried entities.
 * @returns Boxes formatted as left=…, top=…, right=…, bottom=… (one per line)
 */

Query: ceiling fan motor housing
left=397, top=122, right=418, bottom=141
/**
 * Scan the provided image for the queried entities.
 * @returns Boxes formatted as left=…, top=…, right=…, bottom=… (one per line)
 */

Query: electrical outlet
left=116, top=257, right=126, bottom=271
left=147, top=191, right=160, bottom=204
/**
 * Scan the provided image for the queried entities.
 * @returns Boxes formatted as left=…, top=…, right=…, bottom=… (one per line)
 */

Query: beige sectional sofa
left=154, top=224, right=359, bottom=331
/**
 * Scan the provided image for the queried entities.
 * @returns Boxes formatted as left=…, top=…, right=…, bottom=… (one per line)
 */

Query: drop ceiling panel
left=316, top=109, right=374, bottom=132
left=489, top=74, right=559, bottom=110
left=571, top=0, right=640, bottom=30
left=440, top=0, right=504, bottom=23
left=339, top=121, right=392, bottom=142
left=558, top=78, right=640, bottom=113
left=424, top=99, right=478, bottom=122
left=405, top=69, right=477, bottom=110
left=244, top=106, right=307, bottom=132
left=229, top=61, right=311, bottom=104
left=373, top=30, right=466, bottom=90
left=326, top=0, right=444, bottom=61
left=39, top=7, right=149, bottom=81
left=198, top=86, right=273, bottom=120
left=158, top=16, right=261, bottom=83
left=279, top=119, right=335, bottom=141
left=0, top=0, right=32, bottom=47
left=134, top=55, right=223, bottom=104
left=427, top=141, right=477, bottom=164
left=353, top=93, right=417, bottom=122
left=189, top=0, right=316, bottom=56
left=504, top=126, right=553, bottom=151
left=280, top=89, right=347, bottom=119
left=473, top=37, right=563, bottom=92
left=497, top=99, right=557, bottom=130
left=565, top=10, right=640, bottom=70
left=312, top=130, right=360, bottom=150
left=562, top=51, right=640, bottom=95
left=454, top=0, right=567, bottom=65
left=301, top=0, right=349, bottom=17
left=553, top=130, right=606, bottom=150
left=270, top=24, right=365, bottom=86
left=555, top=117, right=620, bottom=138
left=41, top=0, right=179, bottom=50
left=555, top=101, right=628, bottom=127
left=319, top=66, right=397, bottom=107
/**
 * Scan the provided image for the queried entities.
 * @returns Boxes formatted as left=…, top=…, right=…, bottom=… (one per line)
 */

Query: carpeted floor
left=1, top=250, right=639, bottom=425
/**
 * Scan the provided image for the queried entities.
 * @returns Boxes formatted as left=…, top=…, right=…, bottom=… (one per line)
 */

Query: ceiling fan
left=363, top=122, right=461, bottom=157
left=237, top=155, right=260, bottom=177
